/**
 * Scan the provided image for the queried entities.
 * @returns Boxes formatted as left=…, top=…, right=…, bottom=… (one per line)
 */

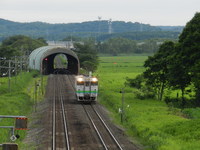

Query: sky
left=0, top=0, right=199, bottom=26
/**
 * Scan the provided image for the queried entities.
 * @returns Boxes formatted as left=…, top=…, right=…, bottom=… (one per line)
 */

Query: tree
left=166, top=43, right=191, bottom=107
left=177, top=12, right=200, bottom=105
left=143, top=41, right=174, bottom=100
left=74, top=42, right=99, bottom=72
left=126, top=75, right=144, bottom=89
left=0, top=35, right=47, bottom=58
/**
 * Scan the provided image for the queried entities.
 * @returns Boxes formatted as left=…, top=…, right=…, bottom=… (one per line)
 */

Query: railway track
left=46, top=74, right=129, bottom=149
left=64, top=74, right=124, bottom=149
left=51, top=75, right=70, bottom=150
left=83, top=104, right=123, bottom=150
left=37, top=58, right=139, bottom=149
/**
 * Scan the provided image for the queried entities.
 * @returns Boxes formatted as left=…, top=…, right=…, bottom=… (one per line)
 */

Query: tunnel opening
left=53, top=54, right=69, bottom=74
left=54, top=54, right=68, bottom=69
left=29, top=46, right=79, bottom=75
left=42, top=53, right=79, bottom=75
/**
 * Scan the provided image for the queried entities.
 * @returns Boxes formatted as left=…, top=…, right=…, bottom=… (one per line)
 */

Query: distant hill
left=0, top=18, right=184, bottom=41
left=158, top=26, right=184, bottom=32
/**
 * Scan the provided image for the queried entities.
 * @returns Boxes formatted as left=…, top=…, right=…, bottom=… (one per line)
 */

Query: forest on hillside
left=0, top=19, right=183, bottom=41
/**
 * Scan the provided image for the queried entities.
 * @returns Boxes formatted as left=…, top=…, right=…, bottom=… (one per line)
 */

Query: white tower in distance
left=108, top=19, right=112, bottom=34
left=98, top=16, right=102, bottom=34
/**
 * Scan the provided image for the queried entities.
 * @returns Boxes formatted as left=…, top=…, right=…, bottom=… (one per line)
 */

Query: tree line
left=127, top=13, right=200, bottom=108
left=0, top=35, right=47, bottom=59
left=96, top=37, right=177, bottom=55
left=97, top=31, right=180, bottom=41
left=0, top=18, right=182, bottom=41
left=74, top=41, right=99, bottom=73
left=0, top=35, right=99, bottom=74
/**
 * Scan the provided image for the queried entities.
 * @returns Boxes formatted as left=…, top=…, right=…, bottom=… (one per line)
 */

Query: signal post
left=0, top=115, right=28, bottom=150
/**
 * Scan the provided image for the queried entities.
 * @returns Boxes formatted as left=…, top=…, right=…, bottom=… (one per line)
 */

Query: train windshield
left=85, top=81, right=90, bottom=86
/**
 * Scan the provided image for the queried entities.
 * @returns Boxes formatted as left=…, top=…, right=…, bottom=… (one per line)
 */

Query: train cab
left=75, top=75, right=98, bottom=102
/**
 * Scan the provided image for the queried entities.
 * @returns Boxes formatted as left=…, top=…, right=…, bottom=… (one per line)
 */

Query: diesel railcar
left=75, top=75, right=98, bottom=102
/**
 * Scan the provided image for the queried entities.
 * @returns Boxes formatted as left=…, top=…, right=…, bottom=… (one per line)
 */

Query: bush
left=133, top=86, right=155, bottom=100
left=126, top=74, right=155, bottom=99
left=163, top=119, right=200, bottom=141
left=126, top=74, right=144, bottom=89
left=164, top=97, right=196, bottom=108
left=182, top=108, right=200, bottom=119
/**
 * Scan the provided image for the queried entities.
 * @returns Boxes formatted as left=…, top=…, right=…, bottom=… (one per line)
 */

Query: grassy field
left=96, top=55, right=200, bottom=150
left=0, top=71, right=46, bottom=149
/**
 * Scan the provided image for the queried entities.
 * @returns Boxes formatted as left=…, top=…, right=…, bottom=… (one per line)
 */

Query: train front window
left=85, top=81, right=90, bottom=86
left=91, top=82, right=98, bottom=85
left=77, top=82, right=84, bottom=85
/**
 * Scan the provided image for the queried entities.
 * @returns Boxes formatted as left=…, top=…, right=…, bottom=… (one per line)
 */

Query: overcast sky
left=0, top=0, right=199, bottom=26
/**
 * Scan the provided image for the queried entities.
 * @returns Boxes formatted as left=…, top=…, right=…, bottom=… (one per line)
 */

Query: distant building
left=47, top=41, right=74, bottom=49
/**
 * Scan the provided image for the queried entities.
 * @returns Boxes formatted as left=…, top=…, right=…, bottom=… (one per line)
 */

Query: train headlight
left=91, top=77, right=98, bottom=82
left=77, top=77, right=84, bottom=82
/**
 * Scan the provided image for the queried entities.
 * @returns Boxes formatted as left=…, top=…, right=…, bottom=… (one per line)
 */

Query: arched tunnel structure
left=29, top=46, right=79, bottom=75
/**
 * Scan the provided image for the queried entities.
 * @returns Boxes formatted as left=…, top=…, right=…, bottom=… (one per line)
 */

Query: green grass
left=96, top=55, right=200, bottom=150
left=0, top=71, right=46, bottom=149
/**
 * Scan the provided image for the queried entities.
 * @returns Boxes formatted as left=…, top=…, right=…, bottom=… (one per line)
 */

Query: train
left=75, top=74, right=98, bottom=102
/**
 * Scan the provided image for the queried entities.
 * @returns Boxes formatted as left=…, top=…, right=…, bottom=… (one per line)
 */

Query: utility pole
left=34, top=80, right=37, bottom=112
left=0, top=58, right=6, bottom=77
left=34, top=80, right=40, bottom=112
left=41, top=68, right=44, bottom=95
left=0, top=59, right=2, bottom=87
left=20, top=56, right=23, bottom=73
left=0, top=59, right=1, bottom=77
left=108, top=19, right=112, bottom=34
left=98, top=16, right=102, bottom=35
left=14, top=56, right=17, bottom=84
left=96, top=16, right=102, bottom=43
left=120, top=87, right=125, bottom=124
left=8, top=60, right=11, bottom=93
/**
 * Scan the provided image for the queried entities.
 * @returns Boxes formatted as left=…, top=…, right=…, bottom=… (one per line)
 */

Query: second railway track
left=83, top=104, right=123, bottom=150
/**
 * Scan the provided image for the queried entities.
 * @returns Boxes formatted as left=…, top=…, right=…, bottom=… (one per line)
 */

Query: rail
left=83, top=105, right=108, bottom=150
left=92, top=105, right=123, bottom=150
left=83, top=104, right=124, bottom=150
left=52, top=76, right=56, bottom=150
left=59, top=76, right=70, bottom=149
left=51, top=75, right=70, bottom=150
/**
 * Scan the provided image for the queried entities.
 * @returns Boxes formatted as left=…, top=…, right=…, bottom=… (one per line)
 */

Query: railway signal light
left=44, top=58, right=48, bottom=61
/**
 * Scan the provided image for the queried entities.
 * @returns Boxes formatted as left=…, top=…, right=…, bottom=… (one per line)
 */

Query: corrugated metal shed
left=29, top=46, right=79, bottom=74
